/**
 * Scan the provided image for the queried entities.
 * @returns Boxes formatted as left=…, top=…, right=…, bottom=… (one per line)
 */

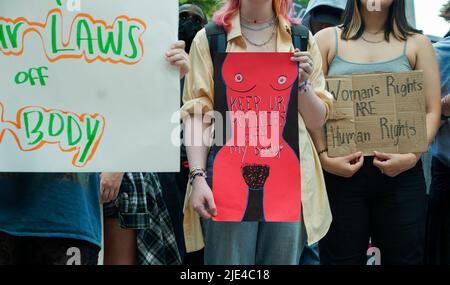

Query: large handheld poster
left=211, top=53, right=301, bottom=222
left=0, top=0, right=180, bottom=172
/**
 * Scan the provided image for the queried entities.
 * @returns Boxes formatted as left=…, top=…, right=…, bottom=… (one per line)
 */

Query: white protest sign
left=0, top=0, right=180, bottom=172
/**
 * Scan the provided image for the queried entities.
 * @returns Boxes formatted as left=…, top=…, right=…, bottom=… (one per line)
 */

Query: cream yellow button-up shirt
left=181, top=12, right=333, bottom=252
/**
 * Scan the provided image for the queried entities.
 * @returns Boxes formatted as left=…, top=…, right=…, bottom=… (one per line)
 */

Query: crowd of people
left=0, top=0, right=449, bottom=266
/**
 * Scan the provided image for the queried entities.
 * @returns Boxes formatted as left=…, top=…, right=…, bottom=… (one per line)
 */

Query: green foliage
left=179, top=0, right=220, bottom=19
left=294, top=0, right=310, bottom=8
left=178, top=0, right=310, bottom=20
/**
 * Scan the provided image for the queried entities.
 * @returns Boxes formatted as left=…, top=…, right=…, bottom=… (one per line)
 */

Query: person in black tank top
left=312, top=0, right=442, bottom=265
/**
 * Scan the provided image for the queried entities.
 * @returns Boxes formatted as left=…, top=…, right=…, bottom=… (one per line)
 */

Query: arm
left=181, top=30, right=217, bottom=219
left=184, top=114, right=216, bottom=219
left=309, top=28, right=364, bottom=178
left=416, top=35, right=442, bottom=145
left=296, top=66, right=327, bottom=130
left=373, top=34, right=442, bottom=177
left=291, top=33, right=327, bottom=130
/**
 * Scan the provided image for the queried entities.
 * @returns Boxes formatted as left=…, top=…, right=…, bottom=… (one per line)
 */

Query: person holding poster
left=182, top=0, right=333, bottom=265
left=311, top=0, right=442, bottom=264
left=0, top=0, right=184, bottom=265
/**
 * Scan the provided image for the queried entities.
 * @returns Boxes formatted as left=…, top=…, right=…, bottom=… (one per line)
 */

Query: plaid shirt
left=114, top=172, right=181, bottom=265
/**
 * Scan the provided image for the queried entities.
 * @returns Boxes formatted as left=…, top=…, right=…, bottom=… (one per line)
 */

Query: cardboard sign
left=211, top=53, right=301, bottom=222
left=325, top=71, right=428, bottom=157
left=0, top=0, right=180, bottom=172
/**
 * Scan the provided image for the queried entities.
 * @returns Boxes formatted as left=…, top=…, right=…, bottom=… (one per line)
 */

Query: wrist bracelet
left=298, top=80, right=310, bottom=93
left=189, top=167, right=206, bottom=175
left=189, top=168, right=207, bottom=185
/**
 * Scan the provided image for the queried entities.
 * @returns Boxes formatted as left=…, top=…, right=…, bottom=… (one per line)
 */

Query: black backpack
left=204, top=22, right=309, bottom=164
left=204, top=22, right=310, bottom=61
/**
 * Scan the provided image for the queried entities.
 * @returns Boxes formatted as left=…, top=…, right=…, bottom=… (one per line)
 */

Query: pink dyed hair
left=213, top=0, right=299, bottom=32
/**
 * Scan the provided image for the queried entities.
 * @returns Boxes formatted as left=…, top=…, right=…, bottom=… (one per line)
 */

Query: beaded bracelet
left=298, top=80, right=310, bottom=94
left=189, top=168, right=207, bottom=185
left=189, top=167, right=206, bottom=176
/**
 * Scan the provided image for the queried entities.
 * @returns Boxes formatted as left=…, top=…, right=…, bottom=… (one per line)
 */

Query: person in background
left=298, top=0, right=347, bottom=266
left=179, top=4, right=208, bottom=54
left=312, top=0, right=441, bottom=265
left=0, top=173, right=101, bottom=265
left=302, top=0, right=347, bottom=35
left=426, top=0, right=450, bottom=266
left=157, top=3, right=207, bottom=265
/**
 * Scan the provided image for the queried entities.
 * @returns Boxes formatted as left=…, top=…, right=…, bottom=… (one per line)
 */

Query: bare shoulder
left=407, top=33, right=438, bottom=69
left=314, top=27, right=337, bottom=41
left=314, top=27, right=337, bottom=49
left=408, top=33, right=434, bottom=51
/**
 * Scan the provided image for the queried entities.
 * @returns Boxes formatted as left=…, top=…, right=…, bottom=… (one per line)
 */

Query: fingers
left=291, top=49, right=312, bottom=61
left=166, top=51, right=188, bottom=62
left=291, top=57, right=313, bottom=69
left=206, top=195, right=217, bottom=217
left=291, top=55, right=312, bottom=62
left=291, top=50, right=313, bottom=83
left=166, top=52, right=189, bottom=75
left=373, top=151, right=391, bottom=161
left=344, top=152, right=363, bottom=162
left=101, top=185, right=112, bottom=203
left=100, top=185, right=107, bottom=202
left=299, top=63, right=313, bottom=75
left=172, top=59, right=188, bottom=67
left=373, top=156, right=388, bottom=172
left=167, top=55, right=186, bottom=66
left=171, top=40, right=186, bottom=50
left=192, top=184, right=216, bottom=219
left=350, top=154, right=364, bottom=170
left=166, top=48, right=186, bottom=58
left=102, top=188, right=115, bottom=203
left=293, top=49, right=311, bottom=58
left=109, top=187, right=120, bottom=201
left=193, top=200, right=212, bottom=219
left=100, top=178, right=121, bottom=203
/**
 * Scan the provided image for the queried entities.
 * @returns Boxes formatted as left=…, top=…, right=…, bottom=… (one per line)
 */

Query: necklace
left=242, top=22, right=277, bottom=47
left=362, top=35, right=385, bottom=44
left=365, top=30, right=384, bottom=35
left=241, top=14, right=275, bottom=24
left=241, top=21, right=274, bottom=31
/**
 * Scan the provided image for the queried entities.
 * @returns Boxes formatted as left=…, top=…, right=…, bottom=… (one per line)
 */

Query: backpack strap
left=291, top=24, right=310, bottom=52
left=205, top=23, right=227, bottom=61
left=205, top=22, right=309, bottom=57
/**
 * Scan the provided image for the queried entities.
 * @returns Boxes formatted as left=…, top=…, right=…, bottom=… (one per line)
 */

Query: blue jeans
left=202, top=220, right=305, bottom=265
